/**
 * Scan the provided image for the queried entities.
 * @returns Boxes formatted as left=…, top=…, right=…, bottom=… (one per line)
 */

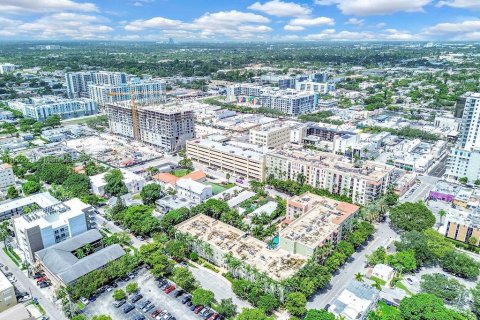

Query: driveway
left=83, top=268, right=198, bottom=320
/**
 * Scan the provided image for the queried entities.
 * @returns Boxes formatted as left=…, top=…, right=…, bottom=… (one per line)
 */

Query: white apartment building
left=0, top=192, right=60, bottom=221
left=226, top=84, right=317, bottom=116
left=88, top=78, right=166, bottom=106
left=266, top=147, right=393, bottom=204
left=66, top=71, right=128, bottom=98
left=90, top=169, right=146, bottom=196
left=0, top=163, right=14, bottom=189
left=186, top=136, right=266, bottom=181
left=0, top=63, right=16, bottom=75
left=12, top=198, right=97, bottom=262
left=0, top=273, right=16, bottom=312
left=249, top=125, right=291, bottom=148
left=175, top=179, right=212, bottom=204
left=295, top=81, right=335, bottom=94
left=8, top=96, right=98, bottom=121
left=446, top=92, right=480, bottom=182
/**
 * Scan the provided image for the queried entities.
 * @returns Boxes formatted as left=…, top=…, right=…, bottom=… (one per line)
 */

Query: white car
left=79, top=297, right=90, bottom=305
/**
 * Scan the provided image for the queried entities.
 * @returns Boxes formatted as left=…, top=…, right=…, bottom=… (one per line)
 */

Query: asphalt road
left=428, top=153, right=448, bottom=178
left=307, top=222, right=398, bottom=310
left=0, top=245, right=67, bottom=320
left=400, top=175, right=439, bottom=203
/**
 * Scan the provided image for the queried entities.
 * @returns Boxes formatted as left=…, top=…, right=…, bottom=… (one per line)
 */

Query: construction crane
left=107, top=81, right=165, bottom=142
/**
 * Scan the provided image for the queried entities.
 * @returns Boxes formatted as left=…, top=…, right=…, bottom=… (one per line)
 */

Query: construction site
left=176, top=214, right=307, bottom=282
left=105, top=101, right=195, bottom=153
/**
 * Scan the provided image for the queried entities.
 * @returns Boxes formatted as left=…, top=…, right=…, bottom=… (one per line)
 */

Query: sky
left=0, top=0, right=480, bottom=41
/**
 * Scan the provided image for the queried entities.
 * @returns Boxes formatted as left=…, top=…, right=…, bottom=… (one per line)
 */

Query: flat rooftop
left=176, top=214, right=307, bottom=281
left=281, top=193, right=359, bottom=249
left=188, top=138, right=265, bottom=162
left=0, top=192, right=60, bottom=214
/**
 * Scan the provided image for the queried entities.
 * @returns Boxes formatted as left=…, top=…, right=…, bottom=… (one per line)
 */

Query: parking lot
left=83, top=268, right=198, bottom=320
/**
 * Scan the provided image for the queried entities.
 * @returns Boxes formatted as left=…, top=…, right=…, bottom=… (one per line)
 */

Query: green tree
left=6, top=186, right=19, bottom=199
left=62, top=173, right=91, bottom=195
left=257, top=294, right=280, bottom=314
left=44, top=115, right=61, bottom=127
left=191, top=288, right=215, bottom=307
left=91, top=316, right=112, bottom=320
left=179, top=157, right=193, bottom=171
left=112, top=289, right=126, bottom=301
left=22, top=180, right=41, bottom=195
left=126, top=282, right=138, bottom=294
left=104, top=169, right=128, bottom=197
left=390, top=201, right=435, bottom=232
left=140, top=183, right=162, bottom=205
left=236, top=308, right=272, bottom=320
left=441, top=251, right=480, bottom=279
left=216, top=298, right=237, bottom=319
left=386, top=251, right=417, bottom=272
left=285, top=292, right=307, bottom=317
left=471, top=282, right=480, bottom=315
left=459, top=177, right=468, bottom=184
left=399, top=293, right=466, bottom=320
left=304, top=309, right=336, bottom=320
left=420, top=273, right=466, bottom=305
left=366, top=247, right=387, bottom=266
left=165, top=240, right=188, bottom=260
left=171, top=267, right=197, bottom=292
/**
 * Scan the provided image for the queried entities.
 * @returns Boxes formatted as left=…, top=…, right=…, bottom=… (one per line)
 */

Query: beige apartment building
left=280, top=192, right=360, bottom=257
left=249, top=125, right=291, bottom=149
left=186, top=137, right=266, bottom=181
left=266, top=146, right=394, bottom=204
left=0, top=272, right=16, bottom=312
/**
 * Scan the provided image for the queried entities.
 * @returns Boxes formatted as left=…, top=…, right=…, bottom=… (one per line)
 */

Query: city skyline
left=0, top=0, right=479, bottom=41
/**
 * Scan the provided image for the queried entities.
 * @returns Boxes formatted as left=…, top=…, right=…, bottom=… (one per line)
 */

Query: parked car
left=123, top=304, right=135, bottom=313
left=33, top=273, right=45, bottom=279
left=105, top=285, right=114, bottom=292
left=164, top=285, right=176, bottom=294
left=36, top=277, right=48, bottom=283
left=181, top=295, right=191, bottom=304
left=130, top=294, right=143, bottom=303
left=174, top=290, right=184, bottom=298
left=39, top=282, right=51, bottom=288
left=194, top=306, right=204, bottom=314
left=113, top=299, right=126, bottom=308
left=132, top=315, right=145, bottom=320
left=128, top=273, right=135, bottom=279
left=151, top=309, right=161, bottom=318
left=89, top=295, right=97, bottom=302
left=208, top=313, right=218, bottom=320
left=145, top=304, right=155, bottom=313
left=79, top=297, right=89, bottom=305
left=158, top=280, right=168, bottom=288
left=138, top=300, right=151, bottom=309
left=190, top=305, right=197, bottom=311
left=186, top=300, right=193, bottom=307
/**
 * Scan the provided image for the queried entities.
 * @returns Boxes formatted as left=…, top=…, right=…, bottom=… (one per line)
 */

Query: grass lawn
left=2, top=247, right=21, bottom=267
left=374, top=301, right=401, bottom=318
left=172, top=169, right=189, bottom=177
left=370, top=276, right=387, bottom=286
left=204, top=182, right=227, bottom=195
left=395, top=281, right=414, bottom=296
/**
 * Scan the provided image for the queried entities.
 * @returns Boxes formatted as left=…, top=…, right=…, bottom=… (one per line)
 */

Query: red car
left=151, top=309, right=161, bottom=318
left=36, top=277, right=48, bottom=283
left=164, top=285, right=176, bottom=294
left=208, top=313, right=218, bottom=320
left=194, top=306, right=204, bottom=314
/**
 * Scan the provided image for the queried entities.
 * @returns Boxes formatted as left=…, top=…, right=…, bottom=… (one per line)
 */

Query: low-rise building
left=441, top=207, right=480, bottom=246
left=0, top=163, right=15, bottom=189
left=12, top=198, right=96, bottom=262
left=0, top=192, right=59, bottom=221
left=176, top=214, right=307, bottom=282
left=280, top=193, right=360, bottom=257
left=428, top=181, right=459, bottom=202
left=156, top=195, right=197, bottom=213
left=175, top=179, right=212, bottom=204
left=35, top=229, right=125, bottom=286
left=90, top=169, right=146, bottom=196
left=328, top=281, right=380, bottom=320
left=369, top=264, right=395, bottom=284
left=0, top=272, right=16, bottom=312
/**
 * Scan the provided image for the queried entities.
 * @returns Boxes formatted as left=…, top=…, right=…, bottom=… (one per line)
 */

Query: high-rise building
left=0, top=163, right=15, bottom=189
left=446, top=92, right=480, bottom=182
left=12, top=198, right=97, bottom=262
left=8, top=96, right=98, bottom=121
left=0, top=63, right=16, bottom=75
left=65, top=71, right=128, bottom=98
left=105, top=102, right=195, bottom=152
left=89, top=78, right=166, bottom=107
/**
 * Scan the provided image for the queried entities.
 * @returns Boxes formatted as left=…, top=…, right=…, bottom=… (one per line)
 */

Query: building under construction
left=105, top=102, right=195, bottom=153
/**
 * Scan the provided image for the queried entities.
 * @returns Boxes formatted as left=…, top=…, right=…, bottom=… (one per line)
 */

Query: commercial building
left=0, top=192, right=60, bottom=221
left=35, top=229, right=125, bottom=286
left=89, top=78, right=166, bottom=106
left=0, top=63, right=16, bottom=74
left=0, top=272, right=16, bottom=312
left=328, top=281, right=380, bottom=320
left=176, top=214, right=307, bottom=281
left=8, top=96, right=98, bottom=121
left=12, top=198, right=97, bottom=262
left=266, top=147, right=393, bottom=204
left=0, top=163, right=15, bottom=189
left=260, top=74, right=296, bottom=89
left=441, top=207, right=480, bottom=246
left=295, top=81, right=335, bottom=94
left=249, top=125, right=291, bottom=148
left=280, top=193, right=359, bottom=256
left=446, top=92, right=480, bottom=182
left=226, top=84, right=317, bottom=116
left=90, top=169, right=146, bottom=196
left=66, top=71, right=128, bottom=98
left=105, top=102, right=195, bottom=153
left=186, top=135, right=266, bottom=181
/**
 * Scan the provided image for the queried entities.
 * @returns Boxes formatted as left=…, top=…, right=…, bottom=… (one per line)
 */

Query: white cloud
left=304, top=28, right=417, bottom=40
left=124, top=17, right=184, bottom=31
left=426, top=20, right=480, bottom=34
left=248, top=0, right=311, bottom=17
left=376, top=22, right=387, bottom=28
left=315, top=0, right=432, bottom=16
left=437, top=0, right=480, bottom=10
left=346, top=18, right=364, bottom=25
left=384, top=28, right=417, bottom=40
left=0, top=13, right=112, bottom=39
left=288, top=17, right=335, bottom=26
left=284, top=25, right=305, bottom=31
left=0, top=0, right=98, bottom=13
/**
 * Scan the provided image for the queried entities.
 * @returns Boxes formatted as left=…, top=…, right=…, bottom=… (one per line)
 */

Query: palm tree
left=355, top=272, right=364, bottom=282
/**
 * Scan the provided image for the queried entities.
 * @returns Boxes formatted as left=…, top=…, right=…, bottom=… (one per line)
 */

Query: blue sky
left=0, top=0, right=479, bottom=41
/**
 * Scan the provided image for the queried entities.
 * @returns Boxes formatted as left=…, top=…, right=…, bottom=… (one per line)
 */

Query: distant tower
left=168, top=38, right=175, bottom=45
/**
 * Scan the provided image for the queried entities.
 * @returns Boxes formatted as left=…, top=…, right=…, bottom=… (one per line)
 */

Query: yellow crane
left=107, top=81, right=165, bottom=142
